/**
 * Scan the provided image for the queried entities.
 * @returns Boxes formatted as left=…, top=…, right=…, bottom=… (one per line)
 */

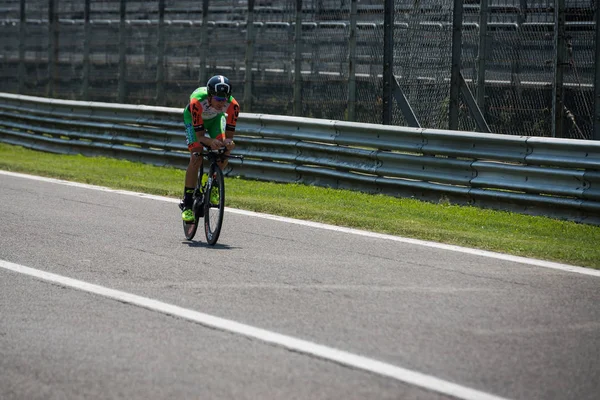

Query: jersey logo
left=232, top=104, right=240, bottom=124
left=191, top=101, right=202, bottom=126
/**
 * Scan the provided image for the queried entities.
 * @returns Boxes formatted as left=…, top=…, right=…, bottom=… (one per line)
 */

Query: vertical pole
left=155, top=0, right=165, bottom=104
left=81, top=0, right=90, bottom=100
left=511, top=1, right=526, bottom=94
left=476, top=0, right=488, bottom=109
left=198, top=0, right=209, bottom=85
left=552, top=0, right=566, bottom=138
left=382, top=0, right=393, bottom=125
left=347, top=0, right=357, bottom=121
left=293, top=0, right=302, bottom=116
left=244, top=0, right=255, bottom=112
left=594, top=3, right=600, bottom=140
left=18, top=0, right=26, bottom=94
left=47, top=0, right=57, bottom=98
left=118, top=0, right=127, bottom=103
left=449, top=0, right=463, bottom=130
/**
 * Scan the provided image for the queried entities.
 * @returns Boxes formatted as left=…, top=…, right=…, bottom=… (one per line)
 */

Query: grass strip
left=1, top=142, right=598, bottom=269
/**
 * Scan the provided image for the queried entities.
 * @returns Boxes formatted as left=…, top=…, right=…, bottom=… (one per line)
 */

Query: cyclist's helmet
left=207, top=75, right=232, bottom=98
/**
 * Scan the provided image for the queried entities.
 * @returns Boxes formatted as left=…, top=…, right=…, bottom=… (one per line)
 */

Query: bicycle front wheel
left=203, top=165, right=225, bottom=245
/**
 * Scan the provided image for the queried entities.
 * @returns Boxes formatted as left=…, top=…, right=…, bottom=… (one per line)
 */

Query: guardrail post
left=155, top=0, right=165, bottom=105
left=293, top=0, right=302, bottom=117
left=81, top=0, right=91, bottom=100
left=18, top=0, right=25, bottom=94
left=347, top=0, right=357, bottom=121
left=449, top=0, right=463, bottom=130
left=118, top=0, right=127, bottom=103
left=382, top=0, right=393, bottom=125
left=47, top=0, right=58, bottom=98
left=244, top=0, right=255, bottom=112
left=552, top=0, right=566, bottom=138
left=594, top=3, right=600, bottom=141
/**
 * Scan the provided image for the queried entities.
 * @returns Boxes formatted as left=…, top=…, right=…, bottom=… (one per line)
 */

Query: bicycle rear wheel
left=182, top=162, right=205, bottom=241
left=203, top=165, right=225, bottom=245
left=182, top=196, right=202, bottom=240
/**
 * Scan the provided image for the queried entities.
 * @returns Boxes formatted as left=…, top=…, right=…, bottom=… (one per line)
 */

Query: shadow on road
left=181, top=240, right=238, bottom=250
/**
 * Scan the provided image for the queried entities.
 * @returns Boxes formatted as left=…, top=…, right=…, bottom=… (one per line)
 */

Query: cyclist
left=180, top=74, right=240, bottom=222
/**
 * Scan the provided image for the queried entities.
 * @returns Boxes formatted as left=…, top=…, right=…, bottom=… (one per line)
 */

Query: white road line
left=0, top=259, right=512, bottom=400
left=2, top=170, right=599, bottom=277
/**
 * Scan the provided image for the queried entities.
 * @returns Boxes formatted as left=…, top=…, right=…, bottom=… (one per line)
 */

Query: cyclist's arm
left=198, top=133, right=220, bottom=149
left=219, top=99, right=240, bottom=150
left=189, top=98, right=221, bottom=149
left=224, top=99, right=240, bottom=140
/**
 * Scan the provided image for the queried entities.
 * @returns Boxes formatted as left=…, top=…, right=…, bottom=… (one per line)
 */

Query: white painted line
left=228, top=209, right=600, bottom=277
left=2, top=170, right=599, bottom=277
left=0, top=259, right=512, bottom=400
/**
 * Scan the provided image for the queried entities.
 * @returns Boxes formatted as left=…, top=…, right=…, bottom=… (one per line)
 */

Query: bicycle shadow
left=181, top=240, right=237, bottom=250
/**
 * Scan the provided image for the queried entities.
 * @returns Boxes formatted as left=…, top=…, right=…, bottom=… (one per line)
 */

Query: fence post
left=244, top=0, right=255, bottom=112
left=117, top=0, right=127, bottom=103
left=449, top=0, right=463, bottom=130
left=293, top=0, right=302, bottom=116
left=155, top=0, right=165, bottom=105
left=511, top=1, right=526, bottom=95
left=81, top=0, right=90, bottom=100
left=18, top=0, right=25, bottom=94
left=552, top=0, right=566, bottom=138
left=198, top=0, right=209, bottom=85
left=347, top=0, right=357, bottom=121
left=47, top=0, right=58, bottom=98
left=476, top=0, right=488, bottom=110
left=594, top=3, right=600, bottom=141
left=382, top=0, right=393, bottom=125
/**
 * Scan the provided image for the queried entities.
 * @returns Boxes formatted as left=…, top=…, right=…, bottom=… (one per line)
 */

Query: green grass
left=1, top=142, right=599, bottom=270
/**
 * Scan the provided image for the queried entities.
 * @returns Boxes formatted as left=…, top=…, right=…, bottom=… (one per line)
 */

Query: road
left=1, top=171, right=599, bottom=400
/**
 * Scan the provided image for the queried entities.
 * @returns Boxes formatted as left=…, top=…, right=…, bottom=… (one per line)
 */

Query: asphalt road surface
left=1, top=171, right=599, bottom=400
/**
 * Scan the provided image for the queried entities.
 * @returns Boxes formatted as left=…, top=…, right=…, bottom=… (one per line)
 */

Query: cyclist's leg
left=205, top=116, right=230, bottom=206
left=212, top=114, right=230, bottom=171
left=203, top=115, right=222, bottom=141
left=185, top=144, right=203, bottom=188
left=203, top=115, right=228, bottom=168
left=182, top=108, right=202, bottom=220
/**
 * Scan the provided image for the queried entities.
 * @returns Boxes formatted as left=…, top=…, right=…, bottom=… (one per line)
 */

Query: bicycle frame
left=183, top=146, right=243, bottom=244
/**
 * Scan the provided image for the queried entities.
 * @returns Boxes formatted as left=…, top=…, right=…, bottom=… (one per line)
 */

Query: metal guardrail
left=1, top=92, right=599, bottom=225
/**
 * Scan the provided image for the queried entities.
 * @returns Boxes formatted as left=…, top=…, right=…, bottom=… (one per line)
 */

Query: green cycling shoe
left=181, top=208, right=195, bottom=222
left=210, top=187, right=220, bottom=204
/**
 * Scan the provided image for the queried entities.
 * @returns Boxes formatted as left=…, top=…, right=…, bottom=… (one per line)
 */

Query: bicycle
left=180, top=146, right=242, bottom=245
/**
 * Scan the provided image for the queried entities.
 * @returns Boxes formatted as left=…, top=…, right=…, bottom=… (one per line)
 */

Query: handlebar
left=192, top=146, right=243, bottom=160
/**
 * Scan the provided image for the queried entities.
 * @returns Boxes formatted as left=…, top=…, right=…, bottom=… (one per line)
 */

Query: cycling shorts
left=183, top=107, right=227, bottom=150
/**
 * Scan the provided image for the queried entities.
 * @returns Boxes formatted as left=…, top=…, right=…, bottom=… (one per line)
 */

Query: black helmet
left=207, top=75, right=232, bottom=98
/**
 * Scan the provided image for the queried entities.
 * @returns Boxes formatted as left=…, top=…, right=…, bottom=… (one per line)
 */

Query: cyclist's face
left=210, top=96, right=227, bottom=111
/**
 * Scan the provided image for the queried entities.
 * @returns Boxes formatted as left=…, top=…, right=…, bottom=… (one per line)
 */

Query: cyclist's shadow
left=182, top=240, right=237, bottom=250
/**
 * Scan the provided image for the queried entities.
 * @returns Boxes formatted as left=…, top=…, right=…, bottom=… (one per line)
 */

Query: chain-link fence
left=0, top=0, right=598, bottom=139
